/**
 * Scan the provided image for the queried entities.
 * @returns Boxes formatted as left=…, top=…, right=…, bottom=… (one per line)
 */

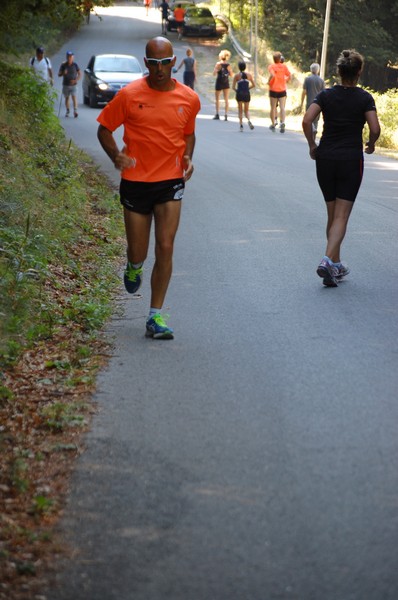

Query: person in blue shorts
left=302, top=49, right=380, bottom=287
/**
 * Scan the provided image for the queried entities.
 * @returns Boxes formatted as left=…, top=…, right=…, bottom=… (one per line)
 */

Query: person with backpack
left=233, top=61, right=255, bottom=132
left=213, top=49, right=233, bottom=121
left=29, top=47, right=53, bottom=85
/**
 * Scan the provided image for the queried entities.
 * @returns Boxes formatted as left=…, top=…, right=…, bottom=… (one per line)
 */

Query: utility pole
left=249, top=0, right=253, bottom=56
left=320, top=0, right=332, bottom=80
left=254, top=0, right=258, bottom=81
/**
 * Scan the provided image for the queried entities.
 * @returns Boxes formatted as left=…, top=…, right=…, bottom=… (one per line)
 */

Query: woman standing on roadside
left=213, top=49, right=233, bottom=121
left=302, top=49, right=380, bottom=287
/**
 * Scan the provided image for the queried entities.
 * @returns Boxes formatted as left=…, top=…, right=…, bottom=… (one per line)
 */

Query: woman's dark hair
left=238, top=61, right=246, bottom=72
left=336, top=49, right=364, bottom=80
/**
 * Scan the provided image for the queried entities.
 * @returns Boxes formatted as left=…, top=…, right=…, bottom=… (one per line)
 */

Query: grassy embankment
left=0, top=59, right=124, bottom=597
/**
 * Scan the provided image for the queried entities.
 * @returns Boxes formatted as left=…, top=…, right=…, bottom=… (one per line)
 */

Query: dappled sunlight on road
left=95, top=4, right=160, bottom=24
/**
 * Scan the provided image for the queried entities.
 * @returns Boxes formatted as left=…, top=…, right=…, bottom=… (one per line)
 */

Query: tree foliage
left=219, top=0, right=398, bottom=90
left=261, top=0, right=398, bottom=89
left=0, top=0, right=113, bottom=54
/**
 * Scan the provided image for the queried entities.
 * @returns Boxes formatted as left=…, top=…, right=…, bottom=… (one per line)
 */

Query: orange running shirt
left=173, top=7, right=185, bottom=21
left=268, top=63, right=291, bottom=93
left=97, top=77, right=201, bottom=182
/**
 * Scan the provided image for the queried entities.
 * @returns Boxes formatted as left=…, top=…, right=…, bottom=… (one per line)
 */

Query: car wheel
left=89, top=88, right=98, bottom=108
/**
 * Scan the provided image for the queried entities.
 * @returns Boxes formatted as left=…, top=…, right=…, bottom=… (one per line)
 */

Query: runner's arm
left=182, top=132, right=196, bottom=182
left=302, top=103, right=321, bottom=159
left=97, top=124, right=134, bottom=170
left=364, top=110, right=380, bottom=154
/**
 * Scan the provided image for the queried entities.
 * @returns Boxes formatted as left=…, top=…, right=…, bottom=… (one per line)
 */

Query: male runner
left=97, top=37, right=200, bottom=339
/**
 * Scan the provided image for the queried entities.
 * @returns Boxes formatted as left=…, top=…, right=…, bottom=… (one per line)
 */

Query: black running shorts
left=315, top=158, right=364, bottom=203
left=120, top=178, right=185, bottom=215
left=269, top=90, right=287, bottom=99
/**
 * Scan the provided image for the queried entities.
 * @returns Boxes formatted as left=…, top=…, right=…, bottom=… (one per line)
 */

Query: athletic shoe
left=239, top=124, right=243, bottom=132
left=124, top=262, right=143, bottom=294
left=213, top=114, right=220, bottom=120
left=269, top=124, right=276, bottom=131
left=65, top=109, right=70, bottom=117
left=335, top=262, right=350, bottom=280
left=74, top=111, right=78, bottom=118
left=316, top=258, right=338, bottom=287
left=224, top=115, right=228, bottom=121
left=280, top=123, right=285, bottom=133
left=145, top=314, right=174, bottom=340
left=248, top=120, right=254, bottom=130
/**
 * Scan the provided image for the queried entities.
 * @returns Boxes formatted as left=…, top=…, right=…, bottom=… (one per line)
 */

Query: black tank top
left=237, top=72, right=249, bottom=93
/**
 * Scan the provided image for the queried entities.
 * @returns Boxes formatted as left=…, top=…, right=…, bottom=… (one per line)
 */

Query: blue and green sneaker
left=145, top=314, right=174, bottom=340
left=124, top=262, right=143, bottom=294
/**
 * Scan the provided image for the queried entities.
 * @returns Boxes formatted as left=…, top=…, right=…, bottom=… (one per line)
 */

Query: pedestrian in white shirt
left=29, top=47, right=53, bottom=85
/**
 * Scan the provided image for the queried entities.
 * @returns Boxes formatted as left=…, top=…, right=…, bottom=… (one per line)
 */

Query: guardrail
left=214, top=13, right=253, bottom=63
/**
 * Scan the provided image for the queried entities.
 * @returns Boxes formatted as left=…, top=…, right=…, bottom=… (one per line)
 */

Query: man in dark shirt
left=58, top=51, right=81, bottom=118
left=159, top=0, right=170, bottom=34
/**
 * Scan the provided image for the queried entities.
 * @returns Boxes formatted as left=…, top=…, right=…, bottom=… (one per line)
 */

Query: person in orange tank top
left=97, top=37, right=200, bottom=339
left=268, top=51, right=291, bottom=132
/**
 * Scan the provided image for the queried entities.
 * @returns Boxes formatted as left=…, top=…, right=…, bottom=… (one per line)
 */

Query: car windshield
left=186, top=8, right=212, bottom=17
left=94, top=56, right=141, bottom=73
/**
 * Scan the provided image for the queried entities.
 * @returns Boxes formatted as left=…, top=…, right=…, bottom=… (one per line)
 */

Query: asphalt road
left=47, top=5, right=398, bottom=599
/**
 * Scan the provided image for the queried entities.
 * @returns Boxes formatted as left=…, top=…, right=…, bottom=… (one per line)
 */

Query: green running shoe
left=124, top=262, right=143, bottom=294
left=145, top=314, right=174, bottom=340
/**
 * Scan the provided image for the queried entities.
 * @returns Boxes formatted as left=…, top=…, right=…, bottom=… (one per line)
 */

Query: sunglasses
left=145, top=56, right=175, bottom=66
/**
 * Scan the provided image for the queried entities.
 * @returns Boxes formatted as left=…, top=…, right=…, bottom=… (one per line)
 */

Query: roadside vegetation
left=0, top=59, right=124, bottom=599
left=207, top=1, right=398, bottom=151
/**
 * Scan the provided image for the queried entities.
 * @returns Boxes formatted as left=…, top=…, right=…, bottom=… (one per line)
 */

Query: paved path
left=47, top=5, right=398, bottom=599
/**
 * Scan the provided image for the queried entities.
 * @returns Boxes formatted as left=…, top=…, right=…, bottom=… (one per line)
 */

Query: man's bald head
left=146, top=36, right=173, bottom=58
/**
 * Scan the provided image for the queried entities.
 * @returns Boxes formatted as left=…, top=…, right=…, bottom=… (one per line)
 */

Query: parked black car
left=168, top=5, right=216, bottom=37
left=83, top=54, right=144, bottom=108
left=182, top=7, right=217, bottom=36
